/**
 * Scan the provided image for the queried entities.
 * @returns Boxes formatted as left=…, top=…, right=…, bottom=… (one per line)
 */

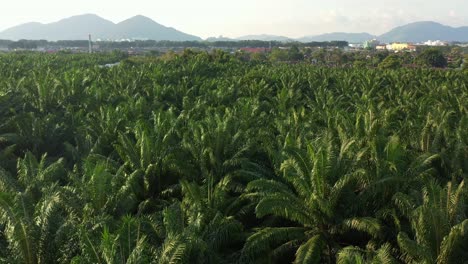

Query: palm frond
left=437, top=219, right=468, bottom=264
left=241, top=227, right=306, bottom=261
left=255, top=194, right=313, bottom=226
left=397, top=232, right=431, bottom=263
left=294, top=234, right=325, bottom=264
left=343, top=217, right=382, bottom=238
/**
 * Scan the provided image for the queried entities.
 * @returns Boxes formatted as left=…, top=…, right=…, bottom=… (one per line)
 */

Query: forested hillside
left=0, top=52, right=467, bottom=263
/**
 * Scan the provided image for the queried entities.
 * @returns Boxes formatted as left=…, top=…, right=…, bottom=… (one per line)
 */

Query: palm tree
left=75, top=156, right=138, bottom=217
left=72, top=215, right=158, bottom=264
left=0, top=153, right=79, bottom=263
left=182, top=110, right=251, bottom=208
left=155, top=181, right=244, bottom=264
left=394, top=179, right=467, bottom=263
left=336, top=244, right=397, bottom=264
left=242, top=133, right=382, bottom=263
left=113, top=111, right=185, bottom=212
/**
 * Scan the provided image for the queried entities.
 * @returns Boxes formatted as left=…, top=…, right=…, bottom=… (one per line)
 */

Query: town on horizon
left=1, top=13, right=468, bottom=56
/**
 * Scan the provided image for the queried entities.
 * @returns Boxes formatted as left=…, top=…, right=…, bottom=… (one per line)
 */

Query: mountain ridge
left=0, top=14, right=201, bottom=41
left=1, top=15, right=468, bottom=43
left=205, top=22, right=468, bottom=43
left=235, top=34, right=293, bottom=42
left=378, top=21, right=468, bottom=42
left=298, top=32, right=376, bottom=43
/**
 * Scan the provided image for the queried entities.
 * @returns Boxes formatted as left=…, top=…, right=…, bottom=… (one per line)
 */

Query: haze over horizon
left=1, top=0, right=467, bottom=39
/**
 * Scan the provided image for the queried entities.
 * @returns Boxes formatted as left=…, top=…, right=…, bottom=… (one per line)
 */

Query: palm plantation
left=0, top=51, right=466, bottom=263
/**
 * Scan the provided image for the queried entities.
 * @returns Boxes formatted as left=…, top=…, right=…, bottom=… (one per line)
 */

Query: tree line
left=0, top=39, right=348, bottom=50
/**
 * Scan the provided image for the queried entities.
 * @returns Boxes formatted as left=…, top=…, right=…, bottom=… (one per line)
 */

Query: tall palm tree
left=72, top=215, right=158, bottom=264
left=0, top=153, right=78, bottom=263
left=394, top=179, right=467, bottom=263
left=155, top=181, right=244, bottom=264
left=182, top=110, right=252, bottom=208
left=113, top=111, right=185, bottom=212
left=336, top=243, right=397, bottom=264
left=242, top=133, right=382, bottom=263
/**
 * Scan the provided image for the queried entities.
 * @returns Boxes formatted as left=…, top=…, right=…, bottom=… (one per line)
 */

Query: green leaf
left=242, top=227, right=306, bottom=261
left=294, top=234, right=325, bottom=264
left=437, top=219, right=468, bottom=264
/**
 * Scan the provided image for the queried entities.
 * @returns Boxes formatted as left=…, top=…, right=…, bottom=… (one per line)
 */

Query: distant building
left=239, top=47, right=270, bottom=53
left=407, top=45, right=417, bottom=52
left=386, top=43, right=416, bottom=52
left=348, top=43, right=364, bottom=48
left=363, top=39, right=380, bottom=49
left=346, top=43, right=364, bottom=52
left=376, top=45, right=387, bottom=50
left=423, top=40, right=448, bottom=46
left=391, top=43, right=409, bottom=51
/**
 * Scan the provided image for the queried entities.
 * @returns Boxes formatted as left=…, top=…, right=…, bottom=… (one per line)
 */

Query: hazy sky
left=1, top=0, right=467, bottom=38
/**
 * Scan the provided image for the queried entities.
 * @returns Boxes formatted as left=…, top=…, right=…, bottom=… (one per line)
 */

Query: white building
left=423, top=40, right=448, bottom=46
left=376, top=45, right=387, bottom=50
left=363, top=39, right=380, bottom=49
left=348, top=43, right=364, bottom=48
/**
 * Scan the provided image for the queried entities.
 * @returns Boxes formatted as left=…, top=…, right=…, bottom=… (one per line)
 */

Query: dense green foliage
left=0, top=39, right=349, bottom=50
left=378, top=55, right=402, bottom=69
left=0, top=52, right=467, bottom=263
left=416, top=48, right=448, bottom=68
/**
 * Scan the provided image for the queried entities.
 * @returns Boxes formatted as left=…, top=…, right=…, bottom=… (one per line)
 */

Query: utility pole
left=88, top=34, right=93, bottom=54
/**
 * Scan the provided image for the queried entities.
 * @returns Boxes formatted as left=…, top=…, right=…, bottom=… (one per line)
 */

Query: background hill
left=378, top=21, right=468, bottom=42
left=0, top=14, right=201, bottom=41
left=206, top=21, right=468, bottom=43
left=205, top=36, right=236, bottom=42
left=235, top=34, right=293, bottom=42
left=1, top=15, right=468, bottom=43
left=298, top=32, right=376, bottom=43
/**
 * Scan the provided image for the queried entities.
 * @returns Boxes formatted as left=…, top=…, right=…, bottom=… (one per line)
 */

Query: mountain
left=0, top=14, right=201, bottom=41
left=0, top=14, right=114, bottom=40
left=378, top=21, right=468, bottom=42
left=297, top=22, right=468, bottom=43
left=298, top=32, right=375, bottom=43
left=206, top=34, right=293, bottom=42
left=206, top=36, right=236, bottom=42
left=236, top=34, right=293, bottom=42
left=110, top=15, right=201, bottom=41
left=229, top=22, right=468, bottom=43
left=2, top=15, right=468, bottom=43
